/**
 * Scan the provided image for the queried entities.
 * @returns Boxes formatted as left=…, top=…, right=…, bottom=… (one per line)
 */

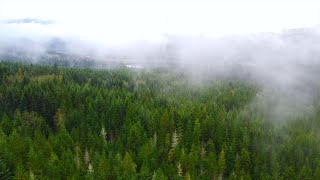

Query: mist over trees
left=2, top=26, right=320, bottom=122
left=0, top=61, right=320, bottom=179
left=1, top=17, right=320, bottom=179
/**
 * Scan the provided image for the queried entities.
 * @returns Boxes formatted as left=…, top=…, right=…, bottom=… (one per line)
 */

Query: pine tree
left=54, top=108, right=65, bottom=129
left=47, top=152, right=60, bottom=179
left=298, top=165, right=312, bottom=180
left=0, top=114, right=12, bottom=135
left=27, top=146, right=43, bottom=176
left=13, top=162, right=26, bottom=180
left=218, top=149, right=226, bottom=176
left=184, top=171, right=191, bottom=180
left=240, top=148, right=250, bottom=174
left=100, top=126, right=107, bottom=152
left=270, top=150, right=280, bottom=179
left=84, top=148, right=90, bottom=166
left=193, top=119, right=201, bottom=145
left=138, top=163, right=151, bottom=179
left=314, top=163, right=320, bottom=179
left=283, top=166, right=295, bottom=180
left=0, top=159, right=11, bottom=180
left=122, top=152, right=137, bottom=179
left=153, top=132, right=157, bottom=147
left=87, top=163, right=94, bottom=175
left=168, top=129, right=180, bottom=161
left=171, top=129, right=179, bottom=149
left=153, top=168, right=168, bottom=180
left=177, top=161, right=182, bottom=177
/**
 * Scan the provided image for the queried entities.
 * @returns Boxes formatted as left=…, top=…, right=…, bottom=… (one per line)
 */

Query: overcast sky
left=1, top=0, right=320, bottom=44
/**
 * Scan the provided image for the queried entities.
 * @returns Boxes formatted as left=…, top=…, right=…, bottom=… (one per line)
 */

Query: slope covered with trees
left=0, top=61, right=320, bottom=179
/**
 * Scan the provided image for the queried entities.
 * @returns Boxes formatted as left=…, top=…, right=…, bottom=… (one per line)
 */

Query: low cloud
left=4, top=18, right=55, bottom=25
left=0, top=23, right=320, bottom=122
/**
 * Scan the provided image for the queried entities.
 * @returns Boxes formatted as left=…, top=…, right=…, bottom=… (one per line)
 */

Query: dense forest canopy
left=0, top=61, right=320, bottom=179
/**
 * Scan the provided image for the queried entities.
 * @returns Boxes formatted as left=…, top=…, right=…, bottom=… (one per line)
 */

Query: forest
left=0, top=61, right=320, bottom=179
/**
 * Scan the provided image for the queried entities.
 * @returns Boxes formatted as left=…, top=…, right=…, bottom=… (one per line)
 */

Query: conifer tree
left=218, top=149, right=226, bottom=177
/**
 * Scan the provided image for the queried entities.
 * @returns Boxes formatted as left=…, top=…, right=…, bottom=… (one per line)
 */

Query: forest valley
left=0, top=61, right=320, bottom=179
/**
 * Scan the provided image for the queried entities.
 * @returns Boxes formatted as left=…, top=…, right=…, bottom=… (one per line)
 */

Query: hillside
left=0, top=62, right=320, bottom=179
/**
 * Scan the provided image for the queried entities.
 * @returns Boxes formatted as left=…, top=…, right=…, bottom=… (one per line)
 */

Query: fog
left=1, top=1, right=320, bottom=121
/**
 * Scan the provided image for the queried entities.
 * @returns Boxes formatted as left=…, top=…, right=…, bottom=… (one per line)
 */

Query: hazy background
left=1, top=1, right=320, bottom=43
left=1, top=0, right=320, bottom=121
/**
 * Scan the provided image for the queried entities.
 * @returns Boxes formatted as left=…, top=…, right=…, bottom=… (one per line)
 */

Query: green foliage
left=122, top=152, right=137, bottom=179
left=0, top=159, right=11, bottom=180
left=0, top=61, right=319, bottom=179
left=218, top=149, right=226, bottom=175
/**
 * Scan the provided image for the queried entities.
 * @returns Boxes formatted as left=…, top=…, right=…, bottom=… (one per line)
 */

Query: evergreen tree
left=0, top=62, right=318, bottom=179
left=218, top=149, right=226, bottom=177
left=0, top=159, right=11, bottom=180
left=122, top=152, right=137, bottom=179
